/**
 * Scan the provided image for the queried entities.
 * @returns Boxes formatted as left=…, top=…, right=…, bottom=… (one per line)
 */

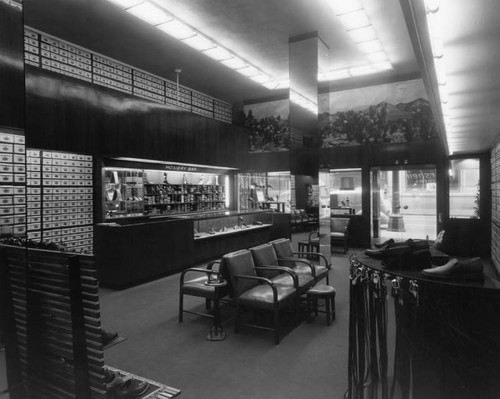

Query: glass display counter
left=103, top=161, right=230, bottom=220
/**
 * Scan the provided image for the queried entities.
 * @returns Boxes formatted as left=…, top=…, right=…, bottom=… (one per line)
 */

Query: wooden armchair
left=330, top=217, right=350, bottom=253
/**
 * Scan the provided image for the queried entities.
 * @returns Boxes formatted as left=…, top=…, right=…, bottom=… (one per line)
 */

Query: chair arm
left=255, top=265, right=298, bottom=288
left=277, top=257, right=317, bottom=278
left=232, top=274, right=278, bottom=302
left=291, top=251, right=331, bottom=269
left=180, top=267, right=220, bottom=285
left=207, top=260, right=221, bottom=270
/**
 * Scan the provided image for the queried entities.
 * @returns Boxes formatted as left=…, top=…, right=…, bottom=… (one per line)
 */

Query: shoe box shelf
left=144, top=183, right=225, bottom=215
left=26, top=148, right=94, bottom=253
left=0, top=130, right=27, bottom=238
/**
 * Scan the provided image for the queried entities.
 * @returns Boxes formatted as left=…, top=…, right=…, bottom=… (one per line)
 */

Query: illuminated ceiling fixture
left=326, top=0, right=393, bottom=81
left=424, top=0, right=452, bottom=152
left=107, top=0, right=280, bottom=90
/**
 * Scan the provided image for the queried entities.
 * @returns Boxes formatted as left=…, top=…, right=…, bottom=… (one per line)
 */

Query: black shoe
left=101, top=330, right=119, bottom=346
left=114, top=378, right=149, bottom=399
left=374, top=238, right=394, bottom=249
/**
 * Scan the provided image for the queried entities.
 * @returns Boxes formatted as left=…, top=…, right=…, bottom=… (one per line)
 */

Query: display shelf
left=0, top=131, right=27, bottom=239
left=26, top=149, right=94, bottom=253
left=105, top=165, right=228, bottom=219
left=194, top=223, right=272, bottom=240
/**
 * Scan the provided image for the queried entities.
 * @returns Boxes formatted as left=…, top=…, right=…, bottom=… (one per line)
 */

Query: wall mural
left=243, top=79, right=437, bottom=152
left=244, top=99, right=290, bottom=153
left=319, top=79, right=438, bottom=147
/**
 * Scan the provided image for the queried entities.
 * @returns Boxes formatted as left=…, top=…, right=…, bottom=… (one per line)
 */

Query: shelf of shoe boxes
left=144, top=183, right=225, bottom=215
left=0, top=132, right=27, bottom=238
left=25, top=147, right=94, bottom=254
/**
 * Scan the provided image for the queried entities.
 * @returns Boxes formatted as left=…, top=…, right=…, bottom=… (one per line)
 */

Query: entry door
left=371, top=166, right=437, bottom=243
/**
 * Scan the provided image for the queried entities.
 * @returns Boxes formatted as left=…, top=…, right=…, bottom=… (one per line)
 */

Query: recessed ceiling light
left=337, top=10, right=370, bottom=30
left=108, top=0, right=142, bottom=9
left=202, top=46, right=233, bottom=61
left=329, top=0, right=363, bottom=15
left=250, top=74, right=273, bottom=84
left=347, top=26, right=377, bottom=43
left=181, top=34, right=216, bottom=51
left=349, top=65, right=375, bottom=76
left=318, top=69, right=350, bottom=81
left=371, top=62, right=393, bottom=71
left=356, top=39, right=383, bottom=54
left=220, top=57, right=247, bottom=70
left=236, top=66, right=260, bottom=77
left=126, top=2, right=171, bottom=25
left=157, top=19, right=196, bottom=40
left=366, top=51, right=388, bottom=64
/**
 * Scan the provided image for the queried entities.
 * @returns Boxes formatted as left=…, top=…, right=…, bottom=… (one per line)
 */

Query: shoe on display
left=114, top=378, right=150, bottom=399
left=101, top=329, right=119, bottom=346
left=374, top=238, right=395, bottom=249
left=103, top=369, right=129, bottom=391
left=421, top=257, right=483, bottom=280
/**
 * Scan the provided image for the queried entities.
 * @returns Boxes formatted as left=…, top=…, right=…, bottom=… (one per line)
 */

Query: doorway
left=371, top=166, right=437, bottom=243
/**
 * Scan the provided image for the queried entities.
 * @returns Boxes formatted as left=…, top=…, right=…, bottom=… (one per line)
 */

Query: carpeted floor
left=99, top=239, right=356, bottom=399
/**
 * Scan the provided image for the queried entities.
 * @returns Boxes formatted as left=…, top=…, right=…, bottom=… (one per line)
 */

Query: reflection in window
left=329, top=169, right=362, bottom=215
left=238, top=171, right=291, bottom=212
left=449, top=158, right=480, bottom=218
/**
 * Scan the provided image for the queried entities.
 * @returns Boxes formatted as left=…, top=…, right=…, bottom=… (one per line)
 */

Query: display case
left=103, top=160, right=231, bottom=220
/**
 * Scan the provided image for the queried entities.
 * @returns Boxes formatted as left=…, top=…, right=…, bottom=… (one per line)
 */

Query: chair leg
left=234, top=302, right=241, bottom=334
left=178, top=292, right=184, bottom=323
left=274, top=306, right=280, bottom=345
left=325, top=297, right=331, bottom=326
left=331, top=296, right=336, bottom=321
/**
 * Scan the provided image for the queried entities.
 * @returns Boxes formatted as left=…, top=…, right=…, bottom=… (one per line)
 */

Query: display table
left=348, top=253, right=500, bottom=399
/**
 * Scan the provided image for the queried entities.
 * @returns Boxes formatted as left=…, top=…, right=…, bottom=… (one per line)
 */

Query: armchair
left=249, top=243, right=316, bottom=295
left=223, top=249, right=298, bottom=345
left=330, top=217, right=350, bottom=253
left=178, top=259, right=231, bottom=323
left=270, top=238, right=332, bottom=285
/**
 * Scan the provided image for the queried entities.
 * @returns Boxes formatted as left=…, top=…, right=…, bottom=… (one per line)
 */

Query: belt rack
left=1, top=245, right=181, bottom=399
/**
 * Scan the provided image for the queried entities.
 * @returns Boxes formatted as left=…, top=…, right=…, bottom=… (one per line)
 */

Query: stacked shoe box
left=0, top=132, right=27, bottom=238
left=27, top=149, right=94, bottom=253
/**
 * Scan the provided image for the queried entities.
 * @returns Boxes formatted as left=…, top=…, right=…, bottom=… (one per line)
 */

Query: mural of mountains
left=320, top=98, right=438, bottom=147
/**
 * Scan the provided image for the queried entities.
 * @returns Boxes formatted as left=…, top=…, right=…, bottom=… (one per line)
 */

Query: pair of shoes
left=421, top=257, right=483, bottom=280
left=374, top=238, right=394, bottom=249
left=101, top=329, right=119, bottom=346
left=104, top=369, right=149, bottom=398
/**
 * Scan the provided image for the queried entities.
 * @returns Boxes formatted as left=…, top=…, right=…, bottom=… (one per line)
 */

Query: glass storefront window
left=238, top=172, right=291, bottom=212
left=449, top=158, right=480, bottom=218
left=329, top=169, right=362, bottom=215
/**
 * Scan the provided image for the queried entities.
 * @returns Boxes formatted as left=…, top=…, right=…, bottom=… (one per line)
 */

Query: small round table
left=204, top=279, right=228, bottom=341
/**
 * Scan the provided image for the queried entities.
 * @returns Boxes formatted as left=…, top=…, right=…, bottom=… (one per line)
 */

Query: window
left=449, top=158, right=480, bottom=218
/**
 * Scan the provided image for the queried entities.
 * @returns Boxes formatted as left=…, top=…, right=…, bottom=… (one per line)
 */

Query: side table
left=204, top=279, right=228, bottom=341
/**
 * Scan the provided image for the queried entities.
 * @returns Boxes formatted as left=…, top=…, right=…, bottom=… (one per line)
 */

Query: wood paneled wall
left=25, top=67, right=249, bottom=168
left=0, top=2, right=25, bottom=130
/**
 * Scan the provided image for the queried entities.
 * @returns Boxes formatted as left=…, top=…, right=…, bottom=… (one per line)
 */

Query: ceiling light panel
left=126, top=2, right=171, bottom=25
left=337, top=10, right=370, bottom=30
left=201, top=46, right=233, bottom=61
left=108, top=0, right=280, bottom=91
left=181, top=34, right=215, bottom=51
left=365, top=51, right=388, bottom=64
left=220, top=56, right=248, bottom=70
left=108, top=0, right=142, bottom=9
left=348, top=26, right=378, bottom=43
left=157, top=19, right=196, bottom=40
left=349, top=65, right=375, bottom=76
left=329, top=0, right=363, bottom=15
left=356, top=39, right=383, bottom=54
